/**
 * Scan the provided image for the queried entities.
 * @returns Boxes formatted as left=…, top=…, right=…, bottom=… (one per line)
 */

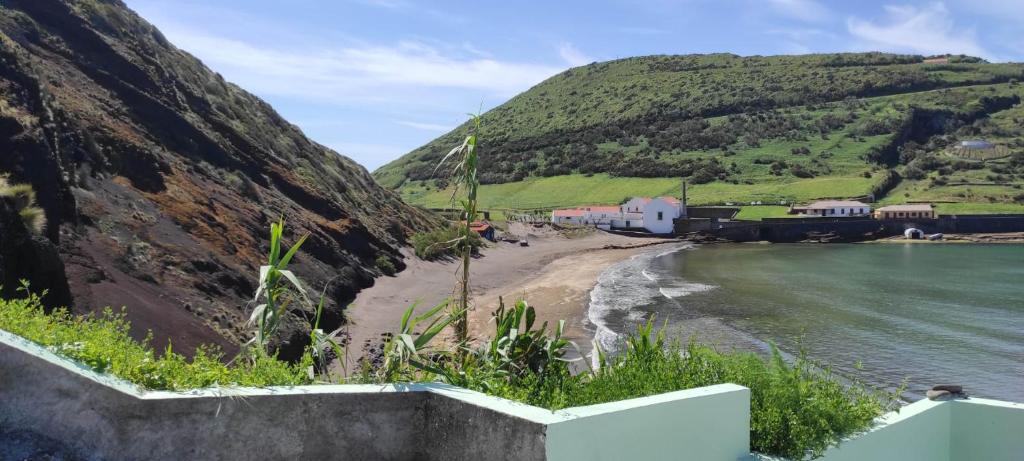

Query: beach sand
left=341, top=223, right=677, bottom=369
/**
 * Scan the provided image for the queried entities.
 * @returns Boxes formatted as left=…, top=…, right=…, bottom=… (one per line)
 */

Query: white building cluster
left=550, top=196, right=685, bottom=234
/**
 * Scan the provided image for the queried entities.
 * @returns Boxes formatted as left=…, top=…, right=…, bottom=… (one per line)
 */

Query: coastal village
left=1, top=2, right=1023, bottom=460
left=544, top=180, right=950, bottom=239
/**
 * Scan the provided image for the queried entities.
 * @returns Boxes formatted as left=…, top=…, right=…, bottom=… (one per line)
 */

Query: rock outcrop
left=0, top=0, right=436, bottom=359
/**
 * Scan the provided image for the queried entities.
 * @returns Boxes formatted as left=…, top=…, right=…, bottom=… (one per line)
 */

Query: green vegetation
left=0, top=176, right=46, bottom=234
left=735, top=206, right=791, bottom=220
left=246, top=219, right=310, bottom=355
left=402, top=173, right=876, bottom=210
left=375, top=255, right=397, bottom=276
left=369, top=300, right=897, bottom=460
left=411, top=225, right=483, bottom=260
left=0, top=285, right=311, bottom=390
left=377, top=53, right=1024, bottom=213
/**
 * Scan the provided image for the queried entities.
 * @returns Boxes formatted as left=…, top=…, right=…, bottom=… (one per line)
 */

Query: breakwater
left=678, top=214, right=1024, bottom=242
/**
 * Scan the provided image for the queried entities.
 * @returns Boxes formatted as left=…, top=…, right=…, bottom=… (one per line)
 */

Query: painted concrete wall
left=642, top=199, right=680, bottom=234
left=4, top=328, right=1023, bottom=460
left=545, top=384, right=750, bottom=461
left=950, top=399, right=1024, bottom=460
left=0, top=330, right=750, bottom=460
left=816, top=399, right=952, bottom=461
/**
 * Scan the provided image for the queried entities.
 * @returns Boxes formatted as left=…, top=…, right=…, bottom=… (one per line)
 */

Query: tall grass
left=372, top=313, right=899, bottom=460
left=0, top=282, right=311, bottom=390
left=0, top=176, right=47, bottom=234
left=432, top=113, right=482, bottom=348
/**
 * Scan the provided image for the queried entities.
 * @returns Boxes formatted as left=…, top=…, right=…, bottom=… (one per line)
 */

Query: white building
left=641, top=197, right=683, bottom=234
left=551, top=208, right=585, bottom=225
left=579, top=206, right=620, bottom=230
left=550, top=196, right=684, bottom=234
left=792, top=200, right=871, bottom=217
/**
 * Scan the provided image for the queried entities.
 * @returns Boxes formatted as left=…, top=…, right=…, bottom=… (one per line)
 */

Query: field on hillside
left=383, top=53, right=1024, bottom=215
left=402, top=173, right=877, bottom=210
left=401, top=83, right=1024, bottom=213
left=378, top=53, right=1024, bottom=188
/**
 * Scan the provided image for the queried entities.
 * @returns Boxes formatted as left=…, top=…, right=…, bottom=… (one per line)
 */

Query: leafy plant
left=433, top=113, right=482, bottom=347
left=246, top=219, right=344, bottom=379
left=376, top=301, right=457, bottom=383
left=374, top=255, right=397, bottom=276
left=246, top=219, right=309, bottom=356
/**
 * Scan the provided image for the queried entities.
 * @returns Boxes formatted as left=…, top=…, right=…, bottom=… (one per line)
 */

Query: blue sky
left=124, top=0, right=1024, bottom=171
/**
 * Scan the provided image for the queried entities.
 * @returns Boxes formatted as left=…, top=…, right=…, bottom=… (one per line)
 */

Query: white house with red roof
left=550, top=196, right=684, bottom=234
left=790, top=200, right=871, bottom=217
left=551, top=208, right=586, bottom=225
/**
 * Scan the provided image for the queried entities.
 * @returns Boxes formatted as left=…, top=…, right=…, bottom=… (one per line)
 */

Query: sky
left=123, top=0, right=1024, bottom=171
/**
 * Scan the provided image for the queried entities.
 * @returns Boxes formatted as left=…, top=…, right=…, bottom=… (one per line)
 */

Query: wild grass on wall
left=0, top=283, right=311, bottom=390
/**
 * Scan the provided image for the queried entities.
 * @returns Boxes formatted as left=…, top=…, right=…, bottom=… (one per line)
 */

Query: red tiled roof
left=469, top=221, right=492, bottom=232
left=804, top=200, right=870, bottom=209
left=876, top=204, right=933, bottom=212
left=552, top=209, right=585, bottom=217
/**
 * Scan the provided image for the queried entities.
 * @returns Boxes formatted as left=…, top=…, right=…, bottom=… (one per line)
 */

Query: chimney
left=680, top=179, right=688, bottom=219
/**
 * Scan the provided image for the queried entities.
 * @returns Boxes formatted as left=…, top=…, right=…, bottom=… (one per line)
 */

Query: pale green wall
left=817, top=399, right=952, bottom=461
left=950, top=399, right=1024, bottom=461
left=545, top=384, right=750, bottom=461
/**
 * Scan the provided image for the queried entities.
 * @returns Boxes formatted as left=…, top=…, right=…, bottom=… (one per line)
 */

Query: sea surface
left=586, top=243, right=1024, bottom=401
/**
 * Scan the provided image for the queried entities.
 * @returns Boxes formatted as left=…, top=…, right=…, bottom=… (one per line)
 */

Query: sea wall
left=677, top=214, right=1024, bottom=242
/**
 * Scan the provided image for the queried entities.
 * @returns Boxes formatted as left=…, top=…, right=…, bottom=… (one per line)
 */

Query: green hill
left=375, top=53, right=1024, bottom=213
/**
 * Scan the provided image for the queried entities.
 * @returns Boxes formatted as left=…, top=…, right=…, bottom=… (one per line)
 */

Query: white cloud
left=160, top=26, right=566, bottom=102
left=766, top=0, right=833, bottom=23
left=559, top=42, right=593, bottom=67
left=396, top=120, right=452, bottom=132
left=847, top=2, right=991, bottom=58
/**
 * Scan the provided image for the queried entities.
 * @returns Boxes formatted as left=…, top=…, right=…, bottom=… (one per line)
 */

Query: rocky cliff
left=0, top=0, right=435, bottom=359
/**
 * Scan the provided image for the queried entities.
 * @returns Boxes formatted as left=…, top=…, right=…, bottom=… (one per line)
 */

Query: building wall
left=551, top=215, right=583, bottom=225
left=642, top=199, right=680, bottom=234
left=803, top=206, right=871, bottom=217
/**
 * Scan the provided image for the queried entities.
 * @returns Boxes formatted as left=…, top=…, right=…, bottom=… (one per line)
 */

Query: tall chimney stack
left=681, top=179, right=688, bottom=219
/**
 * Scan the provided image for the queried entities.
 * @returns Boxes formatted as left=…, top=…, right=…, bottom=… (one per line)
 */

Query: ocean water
left=586, top=243, right=1024, bottom=401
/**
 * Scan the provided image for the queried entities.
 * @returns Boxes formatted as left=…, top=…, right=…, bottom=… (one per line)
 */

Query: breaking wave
left=586, top=243, right=716, bottom=352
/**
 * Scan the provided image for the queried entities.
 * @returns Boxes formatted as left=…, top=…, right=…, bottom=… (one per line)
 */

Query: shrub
left=411, top=225, right=482, bottom=260
left=0, top=285, right=311, bottom=391
left=375, top=255, right=397, bottom=276
left=0, top=178, right=47, bottom=234
left=371, top=305, right=898, bottom=460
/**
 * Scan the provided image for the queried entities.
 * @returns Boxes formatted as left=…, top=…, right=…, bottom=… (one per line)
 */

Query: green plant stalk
left=456, top=115, right=481, bottom=348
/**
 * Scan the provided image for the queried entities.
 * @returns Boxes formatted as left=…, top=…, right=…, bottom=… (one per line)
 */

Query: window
left=657, top=211, right=663, bottom=220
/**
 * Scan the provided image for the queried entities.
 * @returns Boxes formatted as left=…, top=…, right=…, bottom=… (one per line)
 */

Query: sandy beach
left=342, top=224, right=677, bottom=368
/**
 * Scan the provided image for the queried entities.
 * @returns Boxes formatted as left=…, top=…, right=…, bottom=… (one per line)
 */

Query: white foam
left=586, top=243, right=711, bottom=352
left=659, top=283, right=716, bottom=299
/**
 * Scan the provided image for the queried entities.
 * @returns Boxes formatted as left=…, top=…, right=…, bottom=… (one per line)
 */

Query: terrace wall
left=2, top=329, right=1021, bottom=460
left=0, top=330, right=749, bottom=461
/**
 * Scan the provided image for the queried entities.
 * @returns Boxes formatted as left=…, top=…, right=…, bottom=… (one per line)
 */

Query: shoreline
left=342, top=224, right=678, bottom=369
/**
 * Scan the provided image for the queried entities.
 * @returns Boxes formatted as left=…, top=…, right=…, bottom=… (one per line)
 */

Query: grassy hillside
left=378, top=53, right=1024, bottom=213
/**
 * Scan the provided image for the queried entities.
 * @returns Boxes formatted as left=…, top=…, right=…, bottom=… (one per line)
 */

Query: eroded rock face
left=0, top=0, right=436, bottom=359
left=0, top=200, right=72, bottom=309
